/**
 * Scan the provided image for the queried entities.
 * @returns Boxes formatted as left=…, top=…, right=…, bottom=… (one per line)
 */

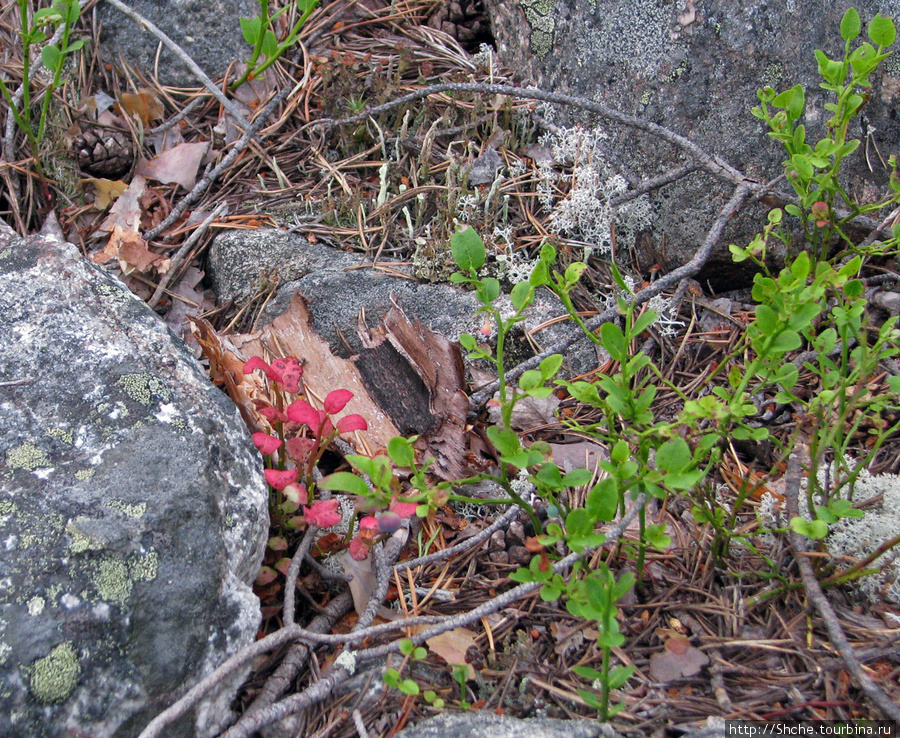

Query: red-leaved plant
left=244, top=355, right=417, bottom=562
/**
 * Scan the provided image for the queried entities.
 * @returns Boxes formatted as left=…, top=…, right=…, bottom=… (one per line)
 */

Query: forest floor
left=2, top=0, right=900, bottom=735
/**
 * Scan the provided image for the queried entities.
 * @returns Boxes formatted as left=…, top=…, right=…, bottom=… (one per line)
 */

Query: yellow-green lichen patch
left=0, top=641, right=10, bottom=665
left=26, top=596, right=45, bottom=616
left=0, top=247, right=11, bottom=260
left=46, top=428, right=74, bottom=445
left=0, top=499, right=16, bottom=518
left=106, top=500, right=146, bottom=519
left=117, top=374, right=170, bottom=407
left=520, top=0, right=556, bottom=59
left=130, top=551, right=158, bottom=582
left=94, top=557, right=132, bottom=603
left=5, top=443, right=51, bottom=471
left=93, top=550, right=159, bottom=603
left=74, top=468, right=94, bottom=481
left=66, top=520, right=102, bottom=554
left=26, top=642, right=81, bottom=703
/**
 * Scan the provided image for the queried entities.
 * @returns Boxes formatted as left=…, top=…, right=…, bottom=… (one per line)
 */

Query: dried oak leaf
left=649, top=634, right=709, bottom=682
left=135, top=141, right=210, bottom=190
left=426, top=627, right=478, bottom=678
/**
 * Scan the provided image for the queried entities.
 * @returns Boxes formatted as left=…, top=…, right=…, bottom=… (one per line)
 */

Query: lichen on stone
left=26, top=596, right=44, bottom=616
left=117, top=373, right=170, bottom=406
left=26, top=641, right=81, bottom=703
left=5, top=443, right=51, bottom=471
left=106, top=500, right=146, bottom=518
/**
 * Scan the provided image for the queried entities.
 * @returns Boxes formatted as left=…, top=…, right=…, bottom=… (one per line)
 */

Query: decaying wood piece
left=356, top=296, right=469, bottom=480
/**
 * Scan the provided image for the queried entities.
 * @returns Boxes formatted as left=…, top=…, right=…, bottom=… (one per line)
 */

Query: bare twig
left=218, top=496, right=647, bottom=738
left=283, top=525, right=319, bottom=626
left=142, top=86, right=291, bottom=241
left=469, top=182, right=756, bottom=410
left=103, top=0, right=252, bottom=131
left=316, top=82, right=748, bottom=185
left=147, top=202, right=226, bottom=308
left=394, top=504, right=522, bottom=572
left=783, top=445, right=900, bottom=722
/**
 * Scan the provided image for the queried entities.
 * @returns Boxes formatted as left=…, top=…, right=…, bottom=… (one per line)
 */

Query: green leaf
left=840, top=8, right=861, bottom=41
left=399, top=638, right=416, bottom=655
left=771, top=329, right=801, bottom=352
left=478, top=278, right=500, bottom=303
left=632, top=309, right=658, bottom=336
left=511, top=280, right=534, bottom=311
left=564, top=261, right=587, bottom=287
left=509, top=567, right=535, bottom=583
left=564, top=380, right=602, bottom=405
left=772, top=84, right=805, bottom=119
left=600, top=322, right=627, bottom=361
left=318, top=471, right=369, bottom=495
left=529, top=258, right=550, bottom=286
left=451, top=225, right=486, bottom=270
left=519, top=369, right=543, bottom=392
left=387, top=436, right=416, bottom=467
left=573, top=665, right=604, bottom=681
left=540, top=354, right=564, bottom=380
left=40, top=45, right=62, bottom=72
left=587, top=478, right=618, bottom=521
left=486, top=426, right=521, bottom=457
left=655, top=437, right=691, bottom=474
left=240, top=16, right=261, bottom=45
left=608, top=664, right=636, bottom=689
left=261, top=29, right=278, bottom=58
left=869, top=13, right=897, bottom=47
left=459, top=333, right=477, bottom=350
left=562, top=468, right=594, bottom=487
left=399, top=679, right=420, bottom=696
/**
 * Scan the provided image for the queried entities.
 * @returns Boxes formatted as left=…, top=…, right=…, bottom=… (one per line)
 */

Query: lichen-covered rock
left=485, top=0, right=900, bottom=288
left=0, top=224, right=268, bottom=737
left=97, top=0, right=255, bottom=87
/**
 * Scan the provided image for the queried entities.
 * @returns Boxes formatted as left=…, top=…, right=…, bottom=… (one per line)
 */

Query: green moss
left=5, top=443, right=51, bottom=471
left=26, top=642, right=80, bottom=703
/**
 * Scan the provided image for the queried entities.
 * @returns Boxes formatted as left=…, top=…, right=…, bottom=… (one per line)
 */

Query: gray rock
left=0, top=224, right=268, bottom=737
left=394, top=712, right=623, bottom=738
left=98, top=0, right=256, bottom=88
left=486, top=0, right=900, bottom=288
left=209, top=228, right=598, bottom=375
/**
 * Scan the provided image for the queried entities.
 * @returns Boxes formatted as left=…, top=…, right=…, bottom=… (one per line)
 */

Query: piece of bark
left=357, top=297, right=469, bottom=479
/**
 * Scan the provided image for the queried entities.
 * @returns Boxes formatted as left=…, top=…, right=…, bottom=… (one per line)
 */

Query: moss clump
left=27, top=642, right=80, bottom=703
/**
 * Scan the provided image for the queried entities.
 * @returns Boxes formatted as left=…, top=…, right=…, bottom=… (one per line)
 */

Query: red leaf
left=336, top=414, right=367, bottom=433
left=389, top=498, right=418, bottom=518
left=349, top=535, right=370, bottom=561
left=286, top=436, right=316, bottom=465
left=252, top=432, right=282, bottom=456
left=258, top=404, right=288, bottom=422
left=304, top=499, right=342, bottom=528
left=286, top=399, right=321, bottom=428
left=271, top=357, right=303, bottom=393
left=265, top=468, right=299, bottom=490
left=324, top=388, right=353, bottom=414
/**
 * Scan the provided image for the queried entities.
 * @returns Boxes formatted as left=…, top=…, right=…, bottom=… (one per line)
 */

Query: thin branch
left=469, top=182, right=756, bottom=410
left=142, top=86, right=291, bottom=241
left=147, top=202, right=226, bottom=308
left=103, top=0, right=252, bottom=131
left=316, top=82, right=748, bottom=186
left=219, top=496, right=647, bottom=738
left=783, top=445, right=900, bottom=722
left=283, top=525, right=319, bottom=626
left=394, top=504, right=521, bottom=572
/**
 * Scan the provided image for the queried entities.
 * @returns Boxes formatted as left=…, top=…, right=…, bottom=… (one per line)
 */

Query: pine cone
left=73, top=129, right=134, bottom=179
left=427, top=0, right=490, bottom=49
